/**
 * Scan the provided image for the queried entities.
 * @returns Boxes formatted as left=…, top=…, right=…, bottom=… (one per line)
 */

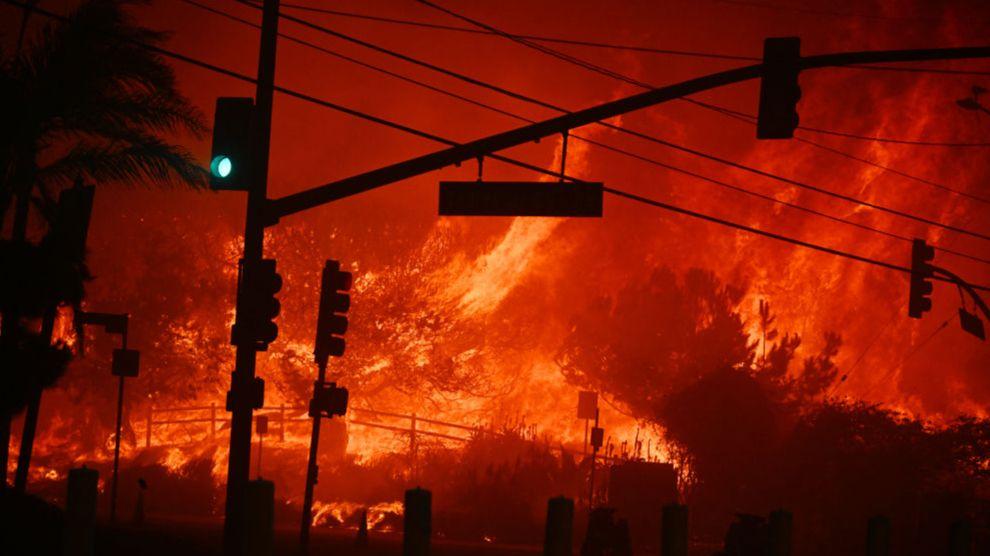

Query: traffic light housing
left=232, top=258, right=282, bottom=350
left=226, top=376, right=265, bottom=411
left=308, top=382, right=349, bottom=418
left=314, top=259, right=352, bottom=366
left=908, top=239, right=935, bottom=318
left=757, top=37, right=802, bottom=139
left=210, top=97, right=254, bottom=190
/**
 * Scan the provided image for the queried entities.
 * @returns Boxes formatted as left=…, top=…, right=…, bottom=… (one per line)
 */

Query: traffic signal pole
left=299, top=359, right=327, bottom=551
left=265, top=46, right=990, bottom=222
left=223, top=0, right=279, bottom=554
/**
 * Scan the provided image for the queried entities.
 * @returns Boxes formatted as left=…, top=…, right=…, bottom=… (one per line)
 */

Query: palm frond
left=0, top=0, right=209, bottom=226
left=38, top=133, right=208, bottom=190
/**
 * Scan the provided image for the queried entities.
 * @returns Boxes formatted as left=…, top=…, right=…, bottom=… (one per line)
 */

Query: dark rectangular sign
left=439, top=181, right=603, bottom=217
left=111, top=348, right=140, bottom=378
left=960, top=308, right=986, bottom=341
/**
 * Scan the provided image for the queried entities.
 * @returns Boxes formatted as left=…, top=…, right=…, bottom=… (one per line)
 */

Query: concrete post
left=244, top=479, right=274, bottom=556
left=950, top=519, right=972, bottom=556
left=544, top=496, right=574, bottom=556
left=866, top=515, right=889, bottom=556
left=661, top=504, right=688, bottom=556
left=404, top=487, right=431, bottom=556
left=768, top=509, right=792, bottom=556
left=63, top=466, right=98, bottom=556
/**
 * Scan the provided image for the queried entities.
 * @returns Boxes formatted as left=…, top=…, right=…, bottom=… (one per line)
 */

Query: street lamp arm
left=266, top=45, right=990, bottom=222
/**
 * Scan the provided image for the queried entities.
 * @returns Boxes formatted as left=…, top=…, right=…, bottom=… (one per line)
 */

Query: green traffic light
left=211, top=155, right=233, bottom=179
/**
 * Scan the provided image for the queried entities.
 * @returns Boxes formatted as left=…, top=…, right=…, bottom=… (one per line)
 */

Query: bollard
left=768, top=509, right=792, bottom=556
left=63, top=466, right=98, bottom=556
left=355, top=507, right=369, bottom=548
left=661, top=504, right=688, bottom=556
left=544, top=496, right=574, bottom=556
left=244, top=479, right=274, bottom=556
left=404, top=488, right=431, bottom=556
left=866, top=515, right=890, bottom=556
left=949, top=519, right=972, bottom=556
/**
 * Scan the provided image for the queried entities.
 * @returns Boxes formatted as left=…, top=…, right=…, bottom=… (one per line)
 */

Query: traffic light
left=209, top=97, right=254, bottom=190
left=232, top=258, right=282, bottom=349
left=308, top=382, right=349, bottom=418
left=314, top=259, right=352, bottom=366
left=908, top=239, right=936, bottom=318
left=757, top=37, right=802, bottom=139
left=227, top=376, right=265, bottom=411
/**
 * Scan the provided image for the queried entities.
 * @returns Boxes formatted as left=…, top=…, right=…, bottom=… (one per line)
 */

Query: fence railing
left=141, top=402, right=642, bottom=466
left=142, top=403, right=477, bottom=449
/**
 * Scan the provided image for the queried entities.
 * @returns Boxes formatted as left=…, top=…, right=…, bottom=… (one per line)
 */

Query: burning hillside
left=2, top=0, right=990, bottom=554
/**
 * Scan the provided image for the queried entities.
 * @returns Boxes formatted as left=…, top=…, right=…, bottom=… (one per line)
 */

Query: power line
left=580, top=136, right=990, bottom=266
left=414, top=0, right=990, bottom=241
left=793, top=135, right=990, bottom=205
left=16, top=0, right=990, bottom=293
left=267, top=0, right=990, bottom=189
left=849, top=64, right=990, bottom=77
left=860, top=309, right=955, bottom=399
left=684, top=101, right=990, bottom=203
left=417, top=0, right=990, bottom=149
left=602, top=186, right=990, bottom=292
left=272, top=1, right=760, bottom=62
left=691, top=101, right=990, bottom=147
left=800, top=123, right=990, bottom=147
left=712, top=0, right=943, bottom=23
left=263, top=1, right=990, bottom=238
left=264, top=1, right=990, bottom=77
left=199, top=1, right=990, bottom=264
left=179, top=0, right=531, bottom=122
left=0, top=0, right=590, bottom=198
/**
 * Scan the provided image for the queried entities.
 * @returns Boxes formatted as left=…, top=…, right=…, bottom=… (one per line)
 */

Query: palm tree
left=1, top=0, right=207, bottom=234
left=0, top=0, right=209, bottom=487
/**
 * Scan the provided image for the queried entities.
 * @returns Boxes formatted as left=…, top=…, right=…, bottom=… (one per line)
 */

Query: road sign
left=578, top=391, right=598, bottom=420
left=111, top=349, right=140, bottom=378
left=438, top=181, right=603, bottom=217
left=960, top=308, right=986, bottom=340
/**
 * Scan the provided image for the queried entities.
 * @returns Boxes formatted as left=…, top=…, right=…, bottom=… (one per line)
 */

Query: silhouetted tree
left=556, top=267, right=756, bottom=418
left=0, top=0, right=206, bottom=419
left=1, top=0, right=206, bottom=226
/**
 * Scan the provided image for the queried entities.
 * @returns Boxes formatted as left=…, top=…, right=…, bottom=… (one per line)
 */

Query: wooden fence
left=142, top=403, right=477, bottom=449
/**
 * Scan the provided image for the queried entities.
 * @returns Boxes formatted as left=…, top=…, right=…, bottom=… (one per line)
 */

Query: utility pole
left=222, top=1, right=279, bottom=554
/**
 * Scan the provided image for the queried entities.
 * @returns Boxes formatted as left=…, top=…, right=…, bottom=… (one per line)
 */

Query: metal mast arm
left=267, top=46, right=990, bottom=222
